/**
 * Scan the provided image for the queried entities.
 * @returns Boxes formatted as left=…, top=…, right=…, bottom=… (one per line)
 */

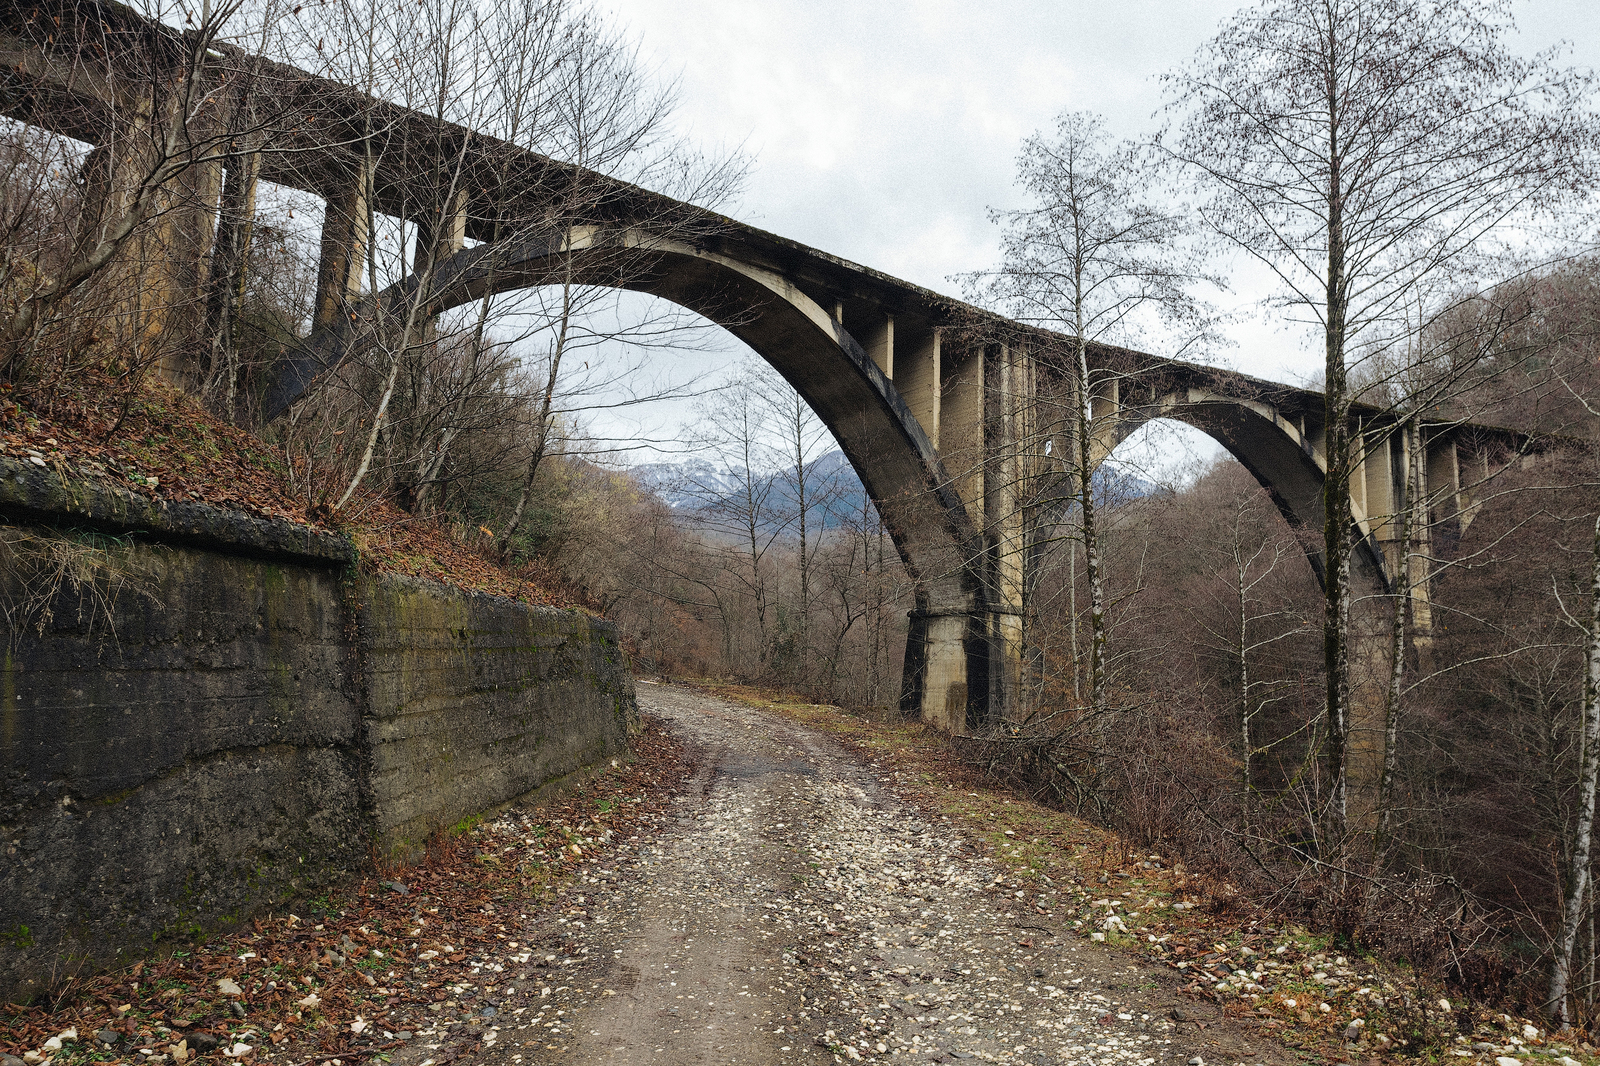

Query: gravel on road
left=386, top=683, right=1296, bottom=1066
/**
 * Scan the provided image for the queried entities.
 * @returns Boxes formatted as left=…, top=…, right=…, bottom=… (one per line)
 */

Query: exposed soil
left=383, top=684, right=1300, bottom=1066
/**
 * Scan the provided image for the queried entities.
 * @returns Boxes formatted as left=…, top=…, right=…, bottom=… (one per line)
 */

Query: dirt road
left=391, top=684, right=1291, bottom=1066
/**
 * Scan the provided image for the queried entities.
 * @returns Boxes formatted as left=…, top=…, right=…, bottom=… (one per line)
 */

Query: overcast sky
left=585, top=0, right=1600, bottom=466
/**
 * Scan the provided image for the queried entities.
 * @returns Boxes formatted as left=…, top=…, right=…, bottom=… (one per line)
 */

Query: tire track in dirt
left=434, top=684, right=1294, bottom=1066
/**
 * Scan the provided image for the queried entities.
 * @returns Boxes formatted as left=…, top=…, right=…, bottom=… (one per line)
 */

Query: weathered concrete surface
left=0, top=529, right=365, bottom=1004
left=363, top=576, right=637, bottom=857
left=0, top=469, right=634, bottom=1003
left=0, top=455, right=355, bottom=565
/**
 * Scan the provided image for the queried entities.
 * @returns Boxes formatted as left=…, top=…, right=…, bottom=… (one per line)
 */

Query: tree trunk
left=1236, top=524, right=1253, bottom=834
left=335, top=145, right=399, bottom=511
left=203, top=144, right=261, bottom=420
left=1069, top=522, right=1080, bottom=702
left=735, top=403, right=771, bottom=666
left=336, top=342, right=405, bottom=511
left=1548, top=510, right=1600, bottom=1028
left=793, top=391, right=810, bottom=674
left=1376, top=419, right=1417, bottom=849
left=1407, top=419, right=1436, bottom=672
left=1075, top=327, right=1108, bottom=716
left=411, top=424, right=459, bottom=517
left=497, top=272, right=573, bottom=556
left=1321, top=66, right=1353, bottom=845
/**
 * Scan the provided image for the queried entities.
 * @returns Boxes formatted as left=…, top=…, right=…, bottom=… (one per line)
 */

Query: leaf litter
left=0, top=717, right=695, bottom=1066
left=0, top=378, right=581, bottom=610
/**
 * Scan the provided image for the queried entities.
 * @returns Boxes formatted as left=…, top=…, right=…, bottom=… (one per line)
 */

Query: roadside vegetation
left=0, top=375, right=582, bottom=608
left=702, top=681, right=1600, bottom=1065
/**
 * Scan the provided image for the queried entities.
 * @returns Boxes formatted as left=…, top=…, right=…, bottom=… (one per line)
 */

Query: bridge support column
left=899, top=328, right=942, bottom=448
left=74, top=109, right=222, bottom=388
left=902, top=609, right=974, bottom=733
left=1351, top=429, right=1369, bottom=519
left=1427, top=436, right=1462, bottom=534
left=204, top=147, right=262, bottom=400
left=902, top=604, right=1024, bottom=734
left=1365, top=432, right=1401, bottom=573
left=1402, top=423, right=1437, bottom=671
left=313, top=174, right=370, bottom=334
left=1458, top=447, right=1488, bottom=534
left=412, top=189, right=469, bottom=280
left=866, top=314, right=894, bottom=378
left=944, top=342, right=985, bottom=526
left=411, top=190, right=469, bottom=344
left=981, top=343, right=1029, bottom=724
left=898, top=340, right=1030, bottom=734
left=979, top=610, right=1023, bottom=726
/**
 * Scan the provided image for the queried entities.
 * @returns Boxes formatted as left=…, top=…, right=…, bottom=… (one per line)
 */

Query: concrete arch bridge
left=1, top=0, right=1521, bottom=733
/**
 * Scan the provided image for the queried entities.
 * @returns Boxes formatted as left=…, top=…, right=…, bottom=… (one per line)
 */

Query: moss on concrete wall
left=0, top=463, right=635, bottom=1003
left=362, top=576, right=636, bottom=859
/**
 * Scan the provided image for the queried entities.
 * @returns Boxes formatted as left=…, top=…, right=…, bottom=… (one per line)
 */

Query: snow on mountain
left=629, top=449, right=870, bottom=528
left=628, top=449, right=1155, bottom=527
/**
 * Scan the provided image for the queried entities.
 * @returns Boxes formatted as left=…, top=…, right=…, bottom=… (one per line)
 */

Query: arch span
left=1103, top=388, right=1392, bottom=590
left=263, top=225, right=1001, bottom=730
left=0, top=0, right=1531, bottom=753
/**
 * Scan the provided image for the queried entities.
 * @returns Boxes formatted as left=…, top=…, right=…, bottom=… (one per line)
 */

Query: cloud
left=600, top=0, right=1600, bottom=394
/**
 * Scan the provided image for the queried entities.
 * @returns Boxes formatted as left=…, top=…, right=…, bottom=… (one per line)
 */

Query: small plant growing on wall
left=0, top=526, right=160, bottom=657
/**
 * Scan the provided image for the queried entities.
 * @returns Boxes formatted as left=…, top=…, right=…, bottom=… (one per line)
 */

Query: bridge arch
left=1101, top=388, right=1392, bottom=590
left=263, top=224, right=999, bottom=729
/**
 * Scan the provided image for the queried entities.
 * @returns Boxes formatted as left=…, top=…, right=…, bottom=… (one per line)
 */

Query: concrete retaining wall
left=363, top=576, right=635, bottom=854
left=0, top=458, right=635, bottom=1002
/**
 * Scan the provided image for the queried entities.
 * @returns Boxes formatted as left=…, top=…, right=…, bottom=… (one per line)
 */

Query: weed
left=449, top=813, right=485, bottom=837
left=0, top=527, right=160, bottom=655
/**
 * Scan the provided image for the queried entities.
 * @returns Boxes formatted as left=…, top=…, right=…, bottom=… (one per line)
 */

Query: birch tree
left=1165, top=0, right=1597, bottom=843
left=966, top=110, right=1211, bottom=716
left=1182, top=466, right=1319, bottom=835
left=1537, top=324, right=1600, bottom=1027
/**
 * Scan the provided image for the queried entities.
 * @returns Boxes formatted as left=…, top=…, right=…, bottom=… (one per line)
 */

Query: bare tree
left=965, top=109, right=1213, bottom=716
left=673, top=368, right=793, bottom=673
left=1180, top=463, right=1320, bottom=835
left=1165, top=0, right=1598, bottom=844
left=266, top=0, right=740, bottom=523
left=814, top=487, right=906, bottom=706
left=1545, top=451, right=1600, bottom=1027
left=763, top=369, right=838, bottom=677
left=1522, top=300, right=1600, bottom=1026
left=0, top=0, right=300, bottom=395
